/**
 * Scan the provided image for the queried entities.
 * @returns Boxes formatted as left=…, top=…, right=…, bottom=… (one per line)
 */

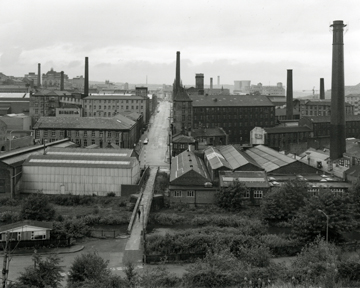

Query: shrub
left=0, top=211, right=20, bottom=223
left=0, top=197, right=20, bottom=206
left=49, top=194, right=95, bottom=206
left=149, top=213, right=186, bottom=226
left=337, top=257, right=360, bottom=281
left=52, top=218, right=91, bottom=239
left=106, top=192, right=116, bottom=197
left=20, top=194, right=55, bottom=221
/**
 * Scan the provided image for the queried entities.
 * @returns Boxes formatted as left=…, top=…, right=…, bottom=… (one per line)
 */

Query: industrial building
left=21, top=152, right=140, bottom=196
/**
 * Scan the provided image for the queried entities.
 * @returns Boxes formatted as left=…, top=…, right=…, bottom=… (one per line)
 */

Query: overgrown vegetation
left=215, top=180, right=249, bottom=211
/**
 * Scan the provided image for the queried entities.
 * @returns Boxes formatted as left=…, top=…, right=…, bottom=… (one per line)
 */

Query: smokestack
left=320, top=78, right=325, bottom=100
left=37, top=63, right=41, bottom=88
left=195, top=74, right=204, bottom=90
left=286, top=69, right=293, bottom=120
left=60, top=71, right=64, bottom=91
left=217, top=76, right=220, bottom=86
left=175, top=51, right=181, bottom=92
left=210, top=77, right=213, bottom=89
left=84, top=57, right=89, bottom=96
left=330, top=20, right=346, bottom=160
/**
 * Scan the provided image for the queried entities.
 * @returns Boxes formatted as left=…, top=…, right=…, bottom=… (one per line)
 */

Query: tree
left=67, top=252, right=111, bottom=286
left=261, top=179, right=309, bottom=223
left=20, top=194, right=55, bottom=221
left=15, top=253, right=63, bottom=288
left=349, top=176, right=360, bottom=225
left=216, top=180, right=249, bottom=211
left=291, top=190, right=356, bottom=243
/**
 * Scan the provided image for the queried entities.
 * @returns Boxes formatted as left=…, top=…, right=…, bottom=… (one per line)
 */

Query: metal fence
left=90, top=230, right=119, bottom=238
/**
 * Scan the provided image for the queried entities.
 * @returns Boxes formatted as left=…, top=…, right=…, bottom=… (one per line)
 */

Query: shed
left=0, top=220, right=52, bottom=242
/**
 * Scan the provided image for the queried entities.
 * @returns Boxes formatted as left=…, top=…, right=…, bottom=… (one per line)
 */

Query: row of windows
left=39, top=130, right=120, bottom=138
left=194, top=114, right=271, bottom=120
left=173, top=190, right=263, bottom=198
left=194, top=107, right=273, bottom=113
left=85, top=105, right=143, bottom=110
left=84, top=99, right=144, bottom=104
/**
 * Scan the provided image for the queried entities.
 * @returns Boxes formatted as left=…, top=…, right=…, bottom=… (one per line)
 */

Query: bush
left=50, top=194, right=95, bottom=206
left=337, top=257, right=360, bottom=281
left=0, top=211, right=20, bottom=223
left=106, top=192, right=116, bottom=197
left=0, top=197, right=20, bottom=206
left=20, top=194, right=55, bottom=221
left=149, top=213, right=186, bottom=225
left=52, top=218, right=91, bottom=239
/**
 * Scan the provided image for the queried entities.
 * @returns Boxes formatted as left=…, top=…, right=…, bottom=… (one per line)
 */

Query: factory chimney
left=37, top=63, right=41, bottom=88
left=320, top=78, right=325, bottom=100
left=286, top=69, right=293, bottom=120
left=84, top=57, right=89, bottom=96
left=60, top=71, right=64, bottom=91
left=210, top=77, right=213, bottom=90
left=175, top=51, right=181, bottom=93
left=330, top=20, right=346, bottom=160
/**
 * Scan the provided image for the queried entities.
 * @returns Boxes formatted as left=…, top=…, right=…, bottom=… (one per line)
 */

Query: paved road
left=140, top=100, right=171, bottom=170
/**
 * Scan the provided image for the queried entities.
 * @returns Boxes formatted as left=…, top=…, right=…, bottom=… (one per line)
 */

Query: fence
left=0, top=238, right=71, bottom=250
left=339, top=241, right=360, bottom=252
left=145, top=252, right=206, bottom=264
left=90, top=230, right=119, bottom=238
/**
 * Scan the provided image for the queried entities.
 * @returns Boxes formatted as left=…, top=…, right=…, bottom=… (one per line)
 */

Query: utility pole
left=2, top=232, right=10, bottom=288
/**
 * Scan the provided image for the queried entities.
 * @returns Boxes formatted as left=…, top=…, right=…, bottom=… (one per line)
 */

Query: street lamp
left=317, top=209, right=329, bottom=243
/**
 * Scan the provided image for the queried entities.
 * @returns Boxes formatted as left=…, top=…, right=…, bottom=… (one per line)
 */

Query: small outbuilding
left=0, top=220, right=52, bottom=242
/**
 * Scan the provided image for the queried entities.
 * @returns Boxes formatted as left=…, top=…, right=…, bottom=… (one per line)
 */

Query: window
left=44, top=130, right=48, bottom=137
left=174, top=191, right=182, bottom=197
left=59, top=131, right=64, bottom=137
left=51, top=131, right=56, bottom=137
left=91, top=139, right=95, bottom=145
left=84, top=131, right=87, bottom=137
left=99, top=132, right=103, bottom=137
left=31, top=231, right=46, bottom=240
left=253, top=190, right=263, bottom=198
left=76, top=131, right=80, bottom=137
left=91, top=131, right=95, bottom=137
left=187, top=190, right=194, bottom=197
left=243, top=190, right=250, bottom=198
left=84, top=139, right=87, bottom=146
left=107, top=132, right=112, bottom=137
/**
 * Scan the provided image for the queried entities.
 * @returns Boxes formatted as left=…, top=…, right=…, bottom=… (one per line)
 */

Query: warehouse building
left=21, top=152, right=140, bottom=196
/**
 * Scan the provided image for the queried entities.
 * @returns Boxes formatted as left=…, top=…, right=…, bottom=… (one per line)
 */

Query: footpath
left=1, top=245, right=84, bottom=256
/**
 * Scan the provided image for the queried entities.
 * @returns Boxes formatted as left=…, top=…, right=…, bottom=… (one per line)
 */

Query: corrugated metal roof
left=218, top=145, right=251, bottom=170
left=23, top=154, right=136, bottom=169
left=170, top=150, right=210, bottom=182
left=46, top=147, right=133, bottom=157
left=245, top=145, right=296, bottom=172
left=204, top=146, right=231, bottom=170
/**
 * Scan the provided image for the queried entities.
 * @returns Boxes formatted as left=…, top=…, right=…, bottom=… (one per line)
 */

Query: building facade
left=345, top=94, right=360, bottom=115
left=33, top=114, right=138, bottom=148
left=42, top=68, right=69, bottom=88
left=294, top=99, right=354, bottom=117
left=191, top=94, right=275, bottom=144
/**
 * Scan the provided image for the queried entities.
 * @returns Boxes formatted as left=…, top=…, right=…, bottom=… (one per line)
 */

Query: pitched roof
left=245, top=144, right=296, bottom=172
left=170, top=150, right=210, bottom=184
left=219, top=170, right=270, bottom=188
left=204, top=146, right=232, bottom=170
left=190, top=94, right=274, bottom=107
left=23, top=154, right=136, bottom=169
left=33, top=115, right=135, bottom=130
left=33, top=89, right=72, bottom=96
left=174, top=91, right=192, bottom=102
left=0, top=220, right=53, bottom=233
left=172, top=134, right=196, bottom=143
left=84, top=94, right=145, bottom=100
left=46, top=147, right=134, bottom=157
left=264, top=126, right=312, bottom=134
left=192, top=127, right=228, bottom=138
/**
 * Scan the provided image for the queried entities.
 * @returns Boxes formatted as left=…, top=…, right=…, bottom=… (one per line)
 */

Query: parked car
left=143, top=138, right=149, bottom=145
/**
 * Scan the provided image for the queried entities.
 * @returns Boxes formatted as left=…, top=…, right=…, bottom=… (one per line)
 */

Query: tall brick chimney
left=210, top=77, right=213, bottom=89
left=84, top=57, right=89, bottom=96
left=60, top=71, right=64, bottom=91
left=330, top=20, right=346, bottom=160
left=320, top=78, right=325, bottom=100
left=175, top=51, right=181, bottom=92
left=37, top=63, right=41, bottom=88
left=286, top=69, right=293, bottom=120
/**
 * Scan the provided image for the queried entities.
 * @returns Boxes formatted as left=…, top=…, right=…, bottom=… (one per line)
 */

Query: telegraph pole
left=2, top=232, right=10, bottom=288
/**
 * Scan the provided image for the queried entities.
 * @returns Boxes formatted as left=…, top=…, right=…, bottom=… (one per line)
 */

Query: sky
left=0, top=0, right=360, bottom=90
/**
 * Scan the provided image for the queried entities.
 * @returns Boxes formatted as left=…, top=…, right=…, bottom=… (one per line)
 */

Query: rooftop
left=170, top=150, right=210, bottom=184
left=264, top=126, right=312, bottom=134
left=301, top=115, right=360, bottom=123
left=190, top=94, right=274, bottom=107
left=245, top=144, right=296, bottom=172
left=192, top=127, right=228, bottom=138
left=33, top=114, right=135, bottom=130
left=23, top=154, right=136, bottom=169
left=46, top=147, right=134, bottom=157
left=219, top=170, right=270, bottom=188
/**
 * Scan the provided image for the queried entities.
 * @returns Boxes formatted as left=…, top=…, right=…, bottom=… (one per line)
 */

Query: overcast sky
left=0, top=0, right=359, bottom=90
